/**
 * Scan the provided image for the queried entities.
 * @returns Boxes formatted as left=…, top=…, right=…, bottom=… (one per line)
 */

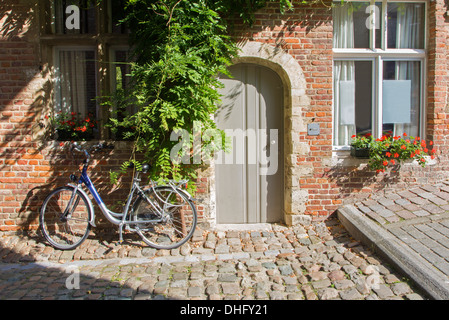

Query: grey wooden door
left=215, top=63, right=284, bottom=224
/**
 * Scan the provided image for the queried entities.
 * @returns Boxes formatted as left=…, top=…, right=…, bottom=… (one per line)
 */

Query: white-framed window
left=332, top=0, right=427, bottom=148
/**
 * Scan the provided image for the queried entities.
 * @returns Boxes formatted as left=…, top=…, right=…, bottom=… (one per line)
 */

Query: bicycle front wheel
left=132, top=186, right=197, bottom=250
left=39, top=186, right=92, bottom=250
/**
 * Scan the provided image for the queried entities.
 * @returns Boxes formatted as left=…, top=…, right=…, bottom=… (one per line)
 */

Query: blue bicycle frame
left=68, top=148, right=162, bottom=241
left=68, top=142, right=194, bottom=243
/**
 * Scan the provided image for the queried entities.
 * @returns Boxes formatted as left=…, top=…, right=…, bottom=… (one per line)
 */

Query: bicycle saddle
left=141, top=164, right=150, bottom=173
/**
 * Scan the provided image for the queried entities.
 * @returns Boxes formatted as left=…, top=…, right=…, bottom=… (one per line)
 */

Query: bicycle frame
left=39, top=142, right=198, bottom=249
left=72, top=162, right=165, bottom=233
left=65, top=142, right=196, bottom=243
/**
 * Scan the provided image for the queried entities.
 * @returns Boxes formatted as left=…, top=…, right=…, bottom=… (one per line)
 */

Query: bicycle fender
left=141, top=186, right=195, bottom=202
left=176, top=188, right=197, bottom=202
left=68, top=183, right=96, bottom=227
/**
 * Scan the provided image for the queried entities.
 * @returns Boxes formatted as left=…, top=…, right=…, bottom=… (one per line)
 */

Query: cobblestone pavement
left=351, top=181, right=449, bottom=225
left=350, top=180, right=449, bottom=280
left=0, top=216, right=426, bottom=300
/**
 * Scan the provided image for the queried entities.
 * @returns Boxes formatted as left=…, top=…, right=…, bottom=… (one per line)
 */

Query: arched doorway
left=215, top=63, right=284, bottom=224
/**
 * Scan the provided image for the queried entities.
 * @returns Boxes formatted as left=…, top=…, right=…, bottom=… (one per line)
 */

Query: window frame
left=109, top=46, right=134, bottom=114
left=39, top=0, right=130, bottom=140
left=332, top=0, right=428, bottom=150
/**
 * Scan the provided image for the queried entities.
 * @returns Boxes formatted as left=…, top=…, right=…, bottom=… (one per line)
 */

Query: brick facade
left=1, top=1, right=449, bottom=233
left=235, top=0, right=449, bottom=222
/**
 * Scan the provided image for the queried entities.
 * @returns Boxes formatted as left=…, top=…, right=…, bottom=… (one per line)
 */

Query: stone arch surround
left=212, top=41, right=312, bottom=226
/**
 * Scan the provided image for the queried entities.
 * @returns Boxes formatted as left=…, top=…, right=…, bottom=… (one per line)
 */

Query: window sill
left=331, top=149, right=369, bottom=167
left=331, top=149, right=437, bottom=168
left=51, top=139, right=133, bottom=147
left=333, top=48, right=426, bottom=58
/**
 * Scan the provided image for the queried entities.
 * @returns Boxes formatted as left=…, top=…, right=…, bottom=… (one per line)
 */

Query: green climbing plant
left=107, top=0, right=310, bottom=190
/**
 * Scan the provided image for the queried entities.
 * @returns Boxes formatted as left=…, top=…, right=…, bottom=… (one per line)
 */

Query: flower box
left=351, top=132, right=437, bottom=173
left=56, top=129, right=73, bottom=141
left=350, top=146, right=370, bottom=159
left=47, top=112, right=97, bottom=141
left=56, top=129, right=93, bottom=141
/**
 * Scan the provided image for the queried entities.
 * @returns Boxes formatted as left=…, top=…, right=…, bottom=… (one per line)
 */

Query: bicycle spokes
left=40, top=187, right=91, bottom=250
left=132, top=187, right=197, bottom=249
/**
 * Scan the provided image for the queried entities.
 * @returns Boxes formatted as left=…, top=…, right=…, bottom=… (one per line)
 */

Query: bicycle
left=39, top=142, right=198, bottom=251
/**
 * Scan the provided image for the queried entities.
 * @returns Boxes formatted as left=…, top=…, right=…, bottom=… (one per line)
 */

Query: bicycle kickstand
left=117, top=223, right=125, bottom=245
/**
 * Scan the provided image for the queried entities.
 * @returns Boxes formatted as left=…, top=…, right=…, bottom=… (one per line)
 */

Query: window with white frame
left=332, top=0, right=426, bottom=148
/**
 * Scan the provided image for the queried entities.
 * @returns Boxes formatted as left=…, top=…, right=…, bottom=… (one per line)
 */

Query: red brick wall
left=232, top=1, right=449, bottom=221
left=0, top=3, right=146, bottom=232
left=1, top=1, right=449, bottom=233
left=1, top=2, right=39, bottom=232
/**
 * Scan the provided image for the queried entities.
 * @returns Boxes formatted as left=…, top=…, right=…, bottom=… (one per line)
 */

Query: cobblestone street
left=0, top=216, right=426, bottom=300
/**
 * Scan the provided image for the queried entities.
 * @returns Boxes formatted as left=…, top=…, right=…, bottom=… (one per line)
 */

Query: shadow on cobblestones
left=0, top=215, right=429, bottom=300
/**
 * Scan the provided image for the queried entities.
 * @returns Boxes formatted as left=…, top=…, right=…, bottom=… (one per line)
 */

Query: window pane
left=333, top=2, right=372, bottom=49
left=334, top=61, right=373, bottom=146
left=112, top=49, right=135, bottom=114
left=382, top=61, right=421, bottom=137
left=113, top=50, right=131, bottom=91
left=387, top=3, right=425, bottom=49
left=54, top=0, right=97, bottom=34
left=111, top=49, right=136, bottom=140
left=55, top=49, right=97, bottom=117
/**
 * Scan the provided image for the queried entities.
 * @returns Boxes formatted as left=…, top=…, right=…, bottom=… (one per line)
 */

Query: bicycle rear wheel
left=39, top=186, right=91, bottom=250
left=132, top=186, right=197, bottom=250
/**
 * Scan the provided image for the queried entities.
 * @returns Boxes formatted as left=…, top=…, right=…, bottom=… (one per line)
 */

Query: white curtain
left=333, top=4, right=356, bottom=146
left=55, top=50, right=88, bottom=117
left=333, top=3, right=354, bottom=49
left=393, top=3, right=423, bottom=137
left=396, top=3, right=424, bottom=49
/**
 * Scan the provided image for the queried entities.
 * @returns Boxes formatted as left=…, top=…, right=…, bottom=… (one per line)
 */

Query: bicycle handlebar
left=71, top=142, right=114, bottom=153
left=71, top=142, right=114, bottom=164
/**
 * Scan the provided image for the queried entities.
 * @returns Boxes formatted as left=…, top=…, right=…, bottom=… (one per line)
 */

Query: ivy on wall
left=108, top=0, right=302, bottom=187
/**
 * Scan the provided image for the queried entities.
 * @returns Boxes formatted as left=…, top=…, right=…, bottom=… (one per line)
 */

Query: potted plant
left=45, top=111, right=97, bottom=141
left=351, top=132, right=437, bottom=173
left=350, top=133, right=373, bottom=158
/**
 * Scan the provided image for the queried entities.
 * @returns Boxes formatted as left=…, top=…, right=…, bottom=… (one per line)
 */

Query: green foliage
left=107, top=0, right=295, bottom=189
left=351, top=133, right=437, bottom=173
